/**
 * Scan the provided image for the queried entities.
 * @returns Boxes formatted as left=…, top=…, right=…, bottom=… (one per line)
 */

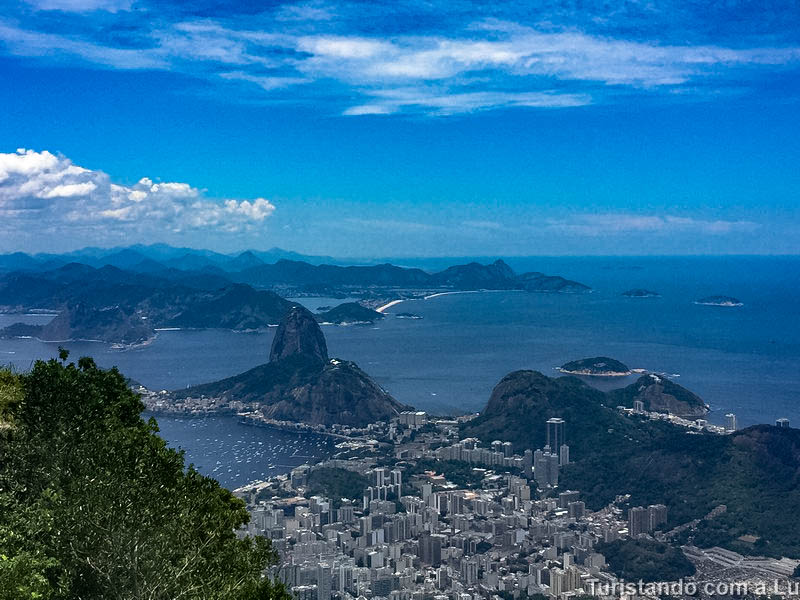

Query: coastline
left=375, top=299, right=405, bottom=313
left=556, top=367, right=632, bottom=377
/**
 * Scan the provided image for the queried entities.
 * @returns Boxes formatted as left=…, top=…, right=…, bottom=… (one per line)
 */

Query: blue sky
left=1, top=0, right=799, bottom=256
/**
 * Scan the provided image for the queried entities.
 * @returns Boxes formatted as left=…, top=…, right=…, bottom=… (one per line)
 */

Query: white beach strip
left=423, top=290, right=481, bottom=300
left=376, top=299, right=405, bottom=313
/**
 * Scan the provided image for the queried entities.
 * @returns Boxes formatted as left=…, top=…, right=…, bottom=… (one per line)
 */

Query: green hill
left=462, top=370, right=800, bottom=557
left=609, top=374, right=708, bottom=418
left=597, top=538, right=696, bottom=582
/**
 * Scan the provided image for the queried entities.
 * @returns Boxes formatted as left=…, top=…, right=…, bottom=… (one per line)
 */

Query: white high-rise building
left=559, top=443, right=570, bottom=466
left=546, top=418, right=565, bottom=450
left=725, top=413, right=737, bottom=431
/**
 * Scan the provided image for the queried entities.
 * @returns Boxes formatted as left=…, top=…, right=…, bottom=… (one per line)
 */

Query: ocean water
left=147, top=415, right=336, bottom=489
left=2, top=256, right=799, bottom=486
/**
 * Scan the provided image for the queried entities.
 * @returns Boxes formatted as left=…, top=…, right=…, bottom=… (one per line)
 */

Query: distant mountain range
left=0, top=247, right=590, bottom=344
left=0, top=245, right=339, bottom=273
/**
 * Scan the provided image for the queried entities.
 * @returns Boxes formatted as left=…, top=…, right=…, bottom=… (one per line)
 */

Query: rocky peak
left=269, top=305, right=329, bottom=363
left=491, top=259, right=516, bottom=279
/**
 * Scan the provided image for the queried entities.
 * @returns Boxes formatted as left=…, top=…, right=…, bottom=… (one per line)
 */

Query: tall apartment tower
left=316, top=564, right=332, bottom=600
left=725, top=413, right=737, bottom=431
left=546, top=418, right=565, bottom=451
left=648, top=504, right=668, bottom=531
left=503, top=441, right=514, bottom=458
left=559, top=444, right=570, bottom=466
left=628, top=506, right=648, bottom=537
left=419, top=532, right=444, bottom=566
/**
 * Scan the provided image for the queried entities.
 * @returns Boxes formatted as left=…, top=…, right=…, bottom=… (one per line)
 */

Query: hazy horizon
left=5, top=242, right=800, bottom=262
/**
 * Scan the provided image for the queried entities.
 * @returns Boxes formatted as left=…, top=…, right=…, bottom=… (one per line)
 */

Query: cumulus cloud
left=545, top=214, right=760, bottom=236
left=0, top=149, right=275, bottom=235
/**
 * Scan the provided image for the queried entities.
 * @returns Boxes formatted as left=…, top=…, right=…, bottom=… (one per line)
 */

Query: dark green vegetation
left=404, top=458, right=523, bottom=491
left=176, top=306, right=409, bottom=426
left=622, top=289, right=660, bottom=298
left=305, top=467, right=369, bottom=505
left=407, top=459, right=488, bottom=489
left=609, top=374, right=708, bottom=418
left=0, top=353, right=290, bottom=600
left=558, top=356, right=631, bottom=376
left=597, top=539, right=696, bottom=582
left=462, top=370, right=800, bottom=557
left=315, top=302, right=384, bottom=324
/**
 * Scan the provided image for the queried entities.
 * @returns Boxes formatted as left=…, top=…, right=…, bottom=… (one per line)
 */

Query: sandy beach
left=375, top=299, right=405, bottom=313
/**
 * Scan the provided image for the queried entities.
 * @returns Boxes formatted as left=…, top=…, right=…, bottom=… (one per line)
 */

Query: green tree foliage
left=0, top=355, right=292, bottom=600
left=596, top=539, right=696, bottom=582
left=305, top=467, right=369, bottom=508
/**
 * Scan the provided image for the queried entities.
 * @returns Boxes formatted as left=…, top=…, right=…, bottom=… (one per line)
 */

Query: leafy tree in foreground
left=0, top=353, right=291, bottom=600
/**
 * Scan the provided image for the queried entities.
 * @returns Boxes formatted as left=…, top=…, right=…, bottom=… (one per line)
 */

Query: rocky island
left=695, top=295, right=744, bottom=307
left=558, top=356, right=632, bottom=376
left=315, top=302, right=384, bottom=325
left=622, top=288, right=660, bottom=298
left=171, top=305, right=410, bottom=427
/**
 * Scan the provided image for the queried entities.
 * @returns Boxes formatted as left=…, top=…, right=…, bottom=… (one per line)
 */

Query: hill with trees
left=0, top=351, right=290, bottom=599
left=461, top=370, right=800, bottom=557
left=596, top=539, right=696, bottom=582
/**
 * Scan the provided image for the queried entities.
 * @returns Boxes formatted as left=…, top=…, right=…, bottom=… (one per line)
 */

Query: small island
left=315, top=302, right=384, bottom=325
left=395, top=312, right=422, bottom=319
left=622, top=289, right=660, bottom=298
left=695, top=295, right=743, bottom=307
left=558, top=356, right=632, bottom=377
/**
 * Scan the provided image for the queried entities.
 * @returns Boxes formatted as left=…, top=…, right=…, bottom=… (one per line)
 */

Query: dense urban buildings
left=228, top=409, right=798, bottom=600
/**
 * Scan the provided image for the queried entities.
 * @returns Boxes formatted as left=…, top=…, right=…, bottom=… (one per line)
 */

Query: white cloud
left=220, top=71, right=309, bottom=91
left=275, top=2, right=334, bottom=22
left=0, top=149, right=275, bottom=234
left=0, top=21, right=166, bottom=69
left=545, top=214, right=760, bottom=236
left=0, top=15, right=798, bottom=114
left=22, top=0, right=132, bottom=12
left=345, top=88, right=591, bottom=115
